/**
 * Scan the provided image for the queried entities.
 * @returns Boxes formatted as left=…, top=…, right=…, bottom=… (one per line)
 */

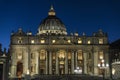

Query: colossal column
left=46, top=51, right=48, bottom=74
left=49, top=51, right=52, bottom=74
left=56, top=52, right=59, bottom=74
left=83, top=52, right=87, bottom=74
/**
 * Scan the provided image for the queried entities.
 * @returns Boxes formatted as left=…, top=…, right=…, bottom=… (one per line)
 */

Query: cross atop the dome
left=50, top=5, right=54, bottom=10
left=48, top=5, right=56, bottom=16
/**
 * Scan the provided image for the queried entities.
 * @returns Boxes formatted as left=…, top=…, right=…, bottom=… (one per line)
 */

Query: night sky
left=0, top=0, right=120, bottom=49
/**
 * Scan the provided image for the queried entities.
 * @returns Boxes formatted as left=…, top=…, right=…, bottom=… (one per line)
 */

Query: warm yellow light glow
left=40, top=53, right=46, bottom=60
left=78, top=40, right=82, bottom=44
left=68, top=53, right=71, bottom=59
left=27, top=69, right=30, bottom=75
left=98, top=64, right=100, bottom=67
left=18, top=55, right=22, bottom=60
left=68, top=40, right=71, bottom=43
left=99, top=51, right=103, bottom=59
left=99, top=39, right=103, bottom=44
left=78, top=50, right=83, bottom=60
left=59, top=51, right=65, bottom=59
left=106, top=64, right=109, bottom=67
left=52, top=40, right=56, bottom=43
left=41, top=40, right=45, bottom=43
left=88, top=40, right=91, bottom=44
left=42, top=30, right=46, bottom=33
left=60, top=61, right=64, bottom=64
left=78, top=53, right=83, bottom=60
left=31, top=40, right=35, bottom=44
left=48, top=12, right=55, bottom=16
left=112, top=68, right=115, bottom=75
left=101, top=59, right=104, bottom=63
left=100, top=56, right=103, bottom=59
left=59, top=53, right=65, bottom=58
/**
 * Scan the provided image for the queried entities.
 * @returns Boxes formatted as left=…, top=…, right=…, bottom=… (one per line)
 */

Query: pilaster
left=65, top=52, right=68, bottom=74
left=49, top=51, right=52, bottom=74
left=71, top=51, right=74, bottom=74
left=36, top=51, right=39, bottom=74
left=75, top=51, right=77, bottom=68
left=94, top=51, right=98, bottom=75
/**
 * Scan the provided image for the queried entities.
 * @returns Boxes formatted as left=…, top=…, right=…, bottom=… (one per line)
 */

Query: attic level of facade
left=10, top=28, right=108, bottom=45
left=11, top=28, right=107, bottom=37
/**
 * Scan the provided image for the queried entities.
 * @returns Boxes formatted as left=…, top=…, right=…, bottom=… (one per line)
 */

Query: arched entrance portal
left=16, top=61, right=23, bottom=78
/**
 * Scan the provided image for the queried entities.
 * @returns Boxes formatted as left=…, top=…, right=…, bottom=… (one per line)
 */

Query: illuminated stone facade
left=9, top=6, right=110, bottom=78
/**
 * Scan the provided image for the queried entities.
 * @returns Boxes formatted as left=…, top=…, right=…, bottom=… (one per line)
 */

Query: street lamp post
left=74, top=67, right=82, bottom=74
left=25, top=69, right=31, bottom=80
left=98, top=59, right=109, bottom=80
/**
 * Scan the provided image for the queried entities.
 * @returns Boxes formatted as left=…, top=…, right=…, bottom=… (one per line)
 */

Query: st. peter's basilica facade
left=9, top=6, right=110, bottom=78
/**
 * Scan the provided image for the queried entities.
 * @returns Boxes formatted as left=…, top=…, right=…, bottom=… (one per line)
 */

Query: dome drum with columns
left=37, top=5, right=67, bottom=35
left=9, top=5, right=110, bottom=79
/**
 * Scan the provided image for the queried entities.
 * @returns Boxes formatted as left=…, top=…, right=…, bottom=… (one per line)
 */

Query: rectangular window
left=31, top=40, right=35, bottom=44
left=52, top=40, right=56, bottom=43
left=68, top=40, right=71, bottom=43
left=78, top=40, right=82, bottom=44
left=41, top=40, right=45, bottom=43
left=88, top=40, right=91, bottom=44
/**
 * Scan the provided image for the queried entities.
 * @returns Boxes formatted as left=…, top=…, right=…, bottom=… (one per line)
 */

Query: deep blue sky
left=0, top=0, right=120, bottom=49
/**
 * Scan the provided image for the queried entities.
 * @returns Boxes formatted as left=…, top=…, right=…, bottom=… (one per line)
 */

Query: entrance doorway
left=58, top=50, right=65, bottom=75
left=16, top=62, right=23, bottom=78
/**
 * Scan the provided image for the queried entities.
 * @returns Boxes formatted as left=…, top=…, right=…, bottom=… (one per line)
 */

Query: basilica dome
left=38, top=6, right=67, bottom=35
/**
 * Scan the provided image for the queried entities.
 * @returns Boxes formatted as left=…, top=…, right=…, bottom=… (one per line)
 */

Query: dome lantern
left=48, top=5, right=56, bottom=16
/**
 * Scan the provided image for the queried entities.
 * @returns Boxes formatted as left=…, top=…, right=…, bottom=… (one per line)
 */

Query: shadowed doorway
left=16, top=61, right=23, bottom=78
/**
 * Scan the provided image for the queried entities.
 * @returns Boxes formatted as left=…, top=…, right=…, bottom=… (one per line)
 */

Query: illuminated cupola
left=37, top=5, right=67, bottom=35
left=48, top=5, right=56, bottom=16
